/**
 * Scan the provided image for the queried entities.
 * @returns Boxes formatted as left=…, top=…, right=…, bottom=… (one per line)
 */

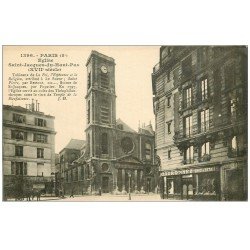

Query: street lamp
left=128, top=171, right=131, bottom=200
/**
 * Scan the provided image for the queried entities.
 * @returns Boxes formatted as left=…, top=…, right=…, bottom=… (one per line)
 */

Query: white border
left=0, top=1, right=249, bottom=250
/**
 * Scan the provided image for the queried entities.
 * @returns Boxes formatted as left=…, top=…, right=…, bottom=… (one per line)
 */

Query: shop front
left=160, top=166, right=221, bottom=201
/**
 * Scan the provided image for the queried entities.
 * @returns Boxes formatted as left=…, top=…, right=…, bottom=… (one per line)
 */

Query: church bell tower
left=85, top=51, right=116, bottom=177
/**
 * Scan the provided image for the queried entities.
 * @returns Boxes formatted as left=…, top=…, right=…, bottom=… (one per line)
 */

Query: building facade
left=56, top=139, right=86, bottom=196
left=152, top=46, right=247, bottom=201
left=58, top=51, right=157, bottom=195
left=3, top=102, right=56, bottom=199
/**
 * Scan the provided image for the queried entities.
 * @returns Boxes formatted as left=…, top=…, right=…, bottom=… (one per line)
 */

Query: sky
left=3, top=46, right=160, bottom=153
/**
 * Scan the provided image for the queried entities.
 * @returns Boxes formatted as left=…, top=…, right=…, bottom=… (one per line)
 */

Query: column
left=164, top=177, right=167, bottom=195
left=195, top=174, right=199, bottom=195
left=140, top=170, right=145, bottom=193
left=180, top=175, right=183, bottom=200
left=134, top=170, right=138, bottom=192
left=131, top=170, right=134, bottom=192
left=113, top=168, right=118, bottom=192
left=122, top=169, right=126, bottom=193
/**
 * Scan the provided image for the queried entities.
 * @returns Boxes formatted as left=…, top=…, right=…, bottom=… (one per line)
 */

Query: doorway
left=102, top=177, right=109, bottom=193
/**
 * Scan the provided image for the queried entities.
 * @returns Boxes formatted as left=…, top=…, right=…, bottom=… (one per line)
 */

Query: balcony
left=153, top=62, right=160, bottom=73
left=198, top=154, right=211, bottom=162
left=182, top=159, right=195, bottom=165
left=228, top=147, right=247, bottom=158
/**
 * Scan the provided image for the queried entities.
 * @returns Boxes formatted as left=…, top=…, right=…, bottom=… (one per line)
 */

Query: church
left=58, top=51, right=158, bottom=195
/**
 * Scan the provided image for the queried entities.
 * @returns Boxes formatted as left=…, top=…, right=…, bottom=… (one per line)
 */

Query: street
left=55, top=193, right=166, bottom=202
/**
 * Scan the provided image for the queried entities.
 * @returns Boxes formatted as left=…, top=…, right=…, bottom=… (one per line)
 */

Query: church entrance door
left=102, top=177, right=109, bottom=193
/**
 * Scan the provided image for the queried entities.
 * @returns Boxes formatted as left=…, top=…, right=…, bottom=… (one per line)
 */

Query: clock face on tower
left=101, top=65, right=108, bottom=74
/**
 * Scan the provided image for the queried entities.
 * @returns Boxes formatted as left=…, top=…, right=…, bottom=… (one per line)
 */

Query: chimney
left=31, top=99, right=34, bottom=111
left=35, top=100, right=38, bottom=111
left=37, top=103, right=40, bottom=112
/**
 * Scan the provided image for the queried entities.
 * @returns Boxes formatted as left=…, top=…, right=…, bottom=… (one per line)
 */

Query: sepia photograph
left=2, top=46, right=248, bottom=202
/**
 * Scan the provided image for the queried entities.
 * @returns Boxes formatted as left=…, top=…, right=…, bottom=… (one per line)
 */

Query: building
left=3, top=101, right=56, bottom=199
left=56, top=139, right=85, bottom=195
left=152, top=46, right=247, bottom=201
left=58, top=51, right=157, bottom=195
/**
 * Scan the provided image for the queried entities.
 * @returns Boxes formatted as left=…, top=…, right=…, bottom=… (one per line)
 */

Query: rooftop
left=64, top=139, right=86, bottom=150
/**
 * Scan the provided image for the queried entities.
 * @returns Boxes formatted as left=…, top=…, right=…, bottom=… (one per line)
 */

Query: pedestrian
left=70, top=187, right=74, bottom=198
left=99, top=187, right=102, bottom=196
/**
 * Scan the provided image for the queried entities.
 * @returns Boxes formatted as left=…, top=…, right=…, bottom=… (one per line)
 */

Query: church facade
left=58, top=51, right=157, bottom=195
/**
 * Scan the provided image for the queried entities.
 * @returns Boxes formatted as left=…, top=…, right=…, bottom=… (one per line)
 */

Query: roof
left=64, top=139, right=86, bottom=150
left=116, top=118, right=137, bottom=133
left=139, top=124, right=154, bottom=136
left=3, top=104, right=54, bottom=118
left=86, top=50, right=115, bottom=66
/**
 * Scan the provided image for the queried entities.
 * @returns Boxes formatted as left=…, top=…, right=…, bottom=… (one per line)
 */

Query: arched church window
left=101, top=133, right=108, bottom=154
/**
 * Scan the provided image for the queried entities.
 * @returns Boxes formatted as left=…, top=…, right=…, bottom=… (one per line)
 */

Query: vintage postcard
left=2, top=45, right=248, bottom=201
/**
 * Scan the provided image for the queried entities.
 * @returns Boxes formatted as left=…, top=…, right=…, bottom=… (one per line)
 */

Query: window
left=168, top=149, right=171, bottom=159
left=184, top=116, right=193, bottom=137
left=102, top=163, right=109, bottom=172
left=87, top=100, right=90, bottom=124
left=183, top=87, right=192, bottom=108
left=167, top=96, right=171, bottom=107
left=81, top=166, right=84, bottom=180
left=167, top=122, right=171, bottom=134
left=201, top=142, right=210, bottom=156
left=197, top=47, right=208, bottom=66
left=199, top=109, right=210, bottom=133
left=34, top=133, right=47, bottom=143
left=86, top=165, right=90, bottom=179
left=145, top=143, right=151, bottom=160
left=100, top=71, right=109, bottom=89
left=121, top=137, right=134, bottom=154
left=101, top=133, right=108, bottom=154
left=12, top=162, right=27, bottom=176
left=35, top=118, right=47, bottom=127
left=182, top=56, right=192, bottom=76
left=73, top=168, right=78, bottom=181
left=13, top=113, right=25, bottom=123
left=201, top=78, right=208, bottom=101
left=87, top=72, right=91, bottom=89
left=100, top=99, right=109, bottom=124
left=117, top=124, right=124, bottom=130
left=11, top=130, right=27, bottom=140
left=184, top=146, right=194, bottom=164
left=37, top=148, right=44, bottom=158
left=228, top=135, right=245, bottom=157
left=229, top=94, right=241, bottom=120
left=37, top=163, right=45, bottom=176
left=15, top=146, right=23, bottom=156
left=225, top=64, right=236, bottom=88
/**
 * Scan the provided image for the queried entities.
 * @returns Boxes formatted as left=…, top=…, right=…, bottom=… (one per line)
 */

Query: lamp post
left=128, top=171, right=131, bottom=200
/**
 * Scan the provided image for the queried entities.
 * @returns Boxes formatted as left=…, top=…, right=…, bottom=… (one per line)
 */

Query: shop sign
left=160, top=166, right=218, bottom=177
left=33, top=183, right=45, bottom=189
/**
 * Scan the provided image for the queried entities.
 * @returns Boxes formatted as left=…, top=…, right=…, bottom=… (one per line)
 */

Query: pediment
left=116, top=155, right=143, bottom=165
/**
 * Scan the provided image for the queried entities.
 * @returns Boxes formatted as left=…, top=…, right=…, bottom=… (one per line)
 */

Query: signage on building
left=160, top=166, right=219, bottom=177
left=33, top=183, right=45, bottom=189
